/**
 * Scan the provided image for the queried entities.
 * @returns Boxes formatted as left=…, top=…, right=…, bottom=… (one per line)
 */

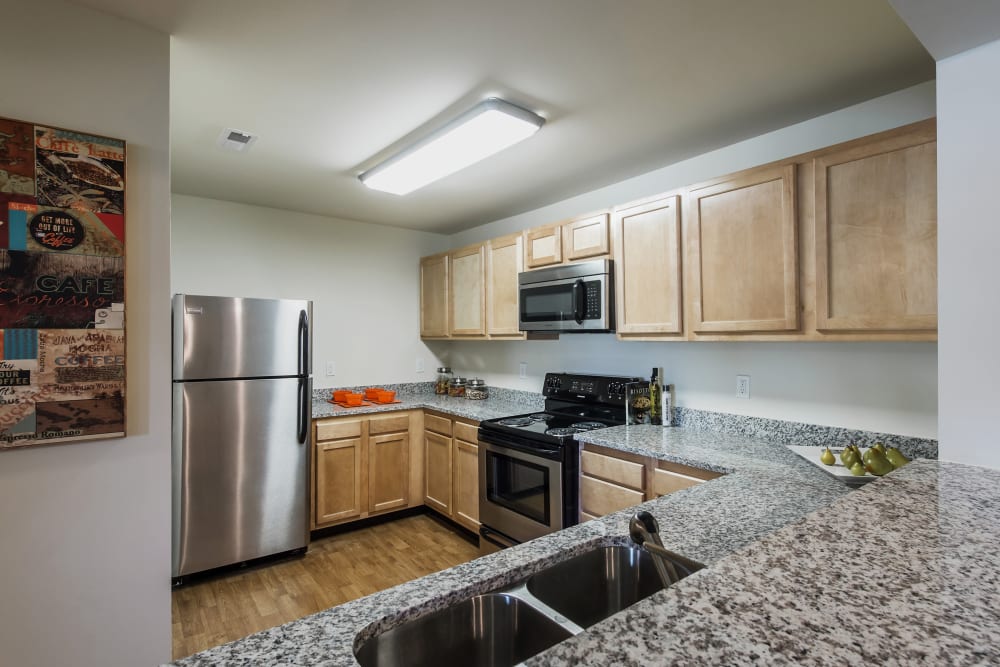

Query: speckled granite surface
left=525, top=460, right=1000, bottom=666
left=311, top=384, right=544, bottom=422
left=170, top=396, right=958, bottom=666
left=674, top=406, right=938, bottom=460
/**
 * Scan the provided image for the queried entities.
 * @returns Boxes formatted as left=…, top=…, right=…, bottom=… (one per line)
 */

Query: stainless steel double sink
left=354, top=545, right=703, bottom=667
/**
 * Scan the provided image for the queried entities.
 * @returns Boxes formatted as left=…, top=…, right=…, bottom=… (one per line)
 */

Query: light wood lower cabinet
left=312, top=411, right=423, bottom=530
left=452, top=437, right=480, bottom=532
left=423, top=430, right=452, bottom=514
left=315, top=432, right=364, bottom=525
left=424, top=412, right=480, bottom=533
left=580, top=443, right=721, bottom=520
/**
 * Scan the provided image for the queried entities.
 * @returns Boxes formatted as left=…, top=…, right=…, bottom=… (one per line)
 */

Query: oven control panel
left=543, top=372, right=646, bottom=405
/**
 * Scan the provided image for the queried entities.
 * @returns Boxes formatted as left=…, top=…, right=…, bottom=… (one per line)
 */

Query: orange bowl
left=332, top=389, right=350, bottom=402
left=344, top=393, right=363, bottom=406
left=364, top=387, right=383, bottom=399
left=377, top=390, right=396, bottom=403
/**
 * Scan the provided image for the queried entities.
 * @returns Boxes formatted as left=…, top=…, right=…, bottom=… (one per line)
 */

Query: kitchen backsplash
left=672, top=407, right=938, bottom=460
left=311, top=383, right=937, bottom=460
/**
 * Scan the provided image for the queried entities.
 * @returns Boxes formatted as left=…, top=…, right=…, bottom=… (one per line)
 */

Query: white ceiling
left=74, top=0, right=933, bottom=234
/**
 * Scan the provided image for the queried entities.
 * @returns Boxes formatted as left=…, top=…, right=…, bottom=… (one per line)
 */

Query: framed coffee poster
left=0, top=117, right=125, bottom=449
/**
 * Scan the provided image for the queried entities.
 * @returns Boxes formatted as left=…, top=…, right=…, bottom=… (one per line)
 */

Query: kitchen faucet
left=628, top=511, right=703, bottom=588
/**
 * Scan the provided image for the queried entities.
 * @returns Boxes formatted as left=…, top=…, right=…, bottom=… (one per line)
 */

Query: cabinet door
left=424, top=430, right=452, bottom=515
left=369, top=431, right=409, bottom=514
left=580, top=475, right=644, bottom=517
left=524, top=225, right=562, bottom=268
left=614, top=195, right=683, bottom=335
left=449, top=243, right=486, bottom=336
left=452, top=439, right=480, bottom=532
left=563, top=212, right=610, bottom=261
left=420, top=252, right=449, bottom=338
left=486, top=233, right=525, bottom=338
left=316, top=438, right=364, bottom=525
left=814, top=127, right=937, bottom=332
left=687, top=164, right=798, bottom=333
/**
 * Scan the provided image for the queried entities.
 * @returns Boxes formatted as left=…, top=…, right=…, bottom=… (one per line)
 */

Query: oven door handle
left=571, top=279, right=585, bottom=324
left=481, top=436, right=561, bottom=459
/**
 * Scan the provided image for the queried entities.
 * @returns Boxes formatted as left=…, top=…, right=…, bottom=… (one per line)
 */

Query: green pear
left=849, top=461, right=866, bottom=476
left=820, top=447, right=836, bottom=465
left=864, top=449, right=894, bottom=476
left=840, top=447, right=859, bottom=468
left=885, top=447, right=911, bottom=469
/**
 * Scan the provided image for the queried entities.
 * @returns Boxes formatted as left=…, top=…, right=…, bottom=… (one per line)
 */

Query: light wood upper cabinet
left=486, top=233, right=525, bottom=338
left=613, top=194, right=683, bottom=337
left=448, top=243, right=486, bottom=336
left=563, top=213, right=610, bottom=261
left=420, top=252, right=449, bottom=338
left=524, top=224, right=562, bottom=268
left=814, top=125, right=937, bottom=332
left=368, top=431, right=409, bottom=514
left=687, top=164, right=799, bottom=333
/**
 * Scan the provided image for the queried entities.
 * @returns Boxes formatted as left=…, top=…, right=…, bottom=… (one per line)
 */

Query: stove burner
left=528, top=413, right=549, bottom=421
left=498, top=417, right=534, bottom=427
left=545, top=427, right=582, bottom=436
left=571, top=422, right=607, bottom=431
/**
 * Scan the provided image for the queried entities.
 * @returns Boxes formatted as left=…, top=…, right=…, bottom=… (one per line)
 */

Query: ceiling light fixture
left=359, top=97, right=545, bottom=196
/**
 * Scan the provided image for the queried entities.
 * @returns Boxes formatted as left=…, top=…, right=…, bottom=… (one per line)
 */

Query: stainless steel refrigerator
left=171, top=294, right=312, bottom=580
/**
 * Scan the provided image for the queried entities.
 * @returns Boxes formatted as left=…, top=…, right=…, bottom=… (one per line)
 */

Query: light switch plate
left=326, top=361, right=336, bottom=376
left=416, top=358, right=424, bottom=373
left=519, top=362, right=527, bottom=379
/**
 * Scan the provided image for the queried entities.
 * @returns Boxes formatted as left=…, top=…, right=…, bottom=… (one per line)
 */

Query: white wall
left=171, top=195, right=448, bottom=388
left=937, top=39, right=1000, bottom=467
left=442, top=83, right=939, bottom=439
left=0, top=1, right=172, bottom=666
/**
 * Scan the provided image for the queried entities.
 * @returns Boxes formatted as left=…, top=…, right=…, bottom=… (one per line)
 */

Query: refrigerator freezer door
left=172, top=377, right=310, bottom=577
left=173, top=294, right=312, bottom=380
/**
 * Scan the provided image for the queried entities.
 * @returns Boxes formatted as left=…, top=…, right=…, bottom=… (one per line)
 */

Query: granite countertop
left=311, top=389, right=544, bottom=423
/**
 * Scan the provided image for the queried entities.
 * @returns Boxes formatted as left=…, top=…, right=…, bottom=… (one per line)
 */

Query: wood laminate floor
left=172, top=512, right=481, bottom=660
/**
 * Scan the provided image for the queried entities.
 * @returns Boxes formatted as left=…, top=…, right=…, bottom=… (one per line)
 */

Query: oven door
left=479, top=440, right=564, bottom=544
left=518, top=273, right=612, bottom=332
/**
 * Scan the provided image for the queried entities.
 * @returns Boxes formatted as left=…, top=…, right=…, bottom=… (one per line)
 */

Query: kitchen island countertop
left=171, top=421, right=998, bottom=666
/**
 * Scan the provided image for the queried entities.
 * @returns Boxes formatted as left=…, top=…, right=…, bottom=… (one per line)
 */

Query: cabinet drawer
left=453, top=420, right=479, bottom=443
left=316, top=418, right=362, bottom=441
left=368, top=413, right=410, bottom=435
left=652, top=468, right=704, bottom=497
left=424, top=413, right=453, bottom=436
left=580, top=475, right=644, bottom=516
left=581, top=450, right=645, bottom=491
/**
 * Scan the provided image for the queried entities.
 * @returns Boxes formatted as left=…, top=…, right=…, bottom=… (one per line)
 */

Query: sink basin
left=526, top=546, right=702, bottom=628
left=354, top=592, right=573, bottom=667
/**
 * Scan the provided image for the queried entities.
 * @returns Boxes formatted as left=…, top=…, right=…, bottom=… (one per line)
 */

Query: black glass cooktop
left=485, top=410, right=620, bottom=442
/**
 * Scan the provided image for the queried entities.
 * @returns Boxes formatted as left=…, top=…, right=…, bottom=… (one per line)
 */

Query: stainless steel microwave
left=518, top=259, right=614, bottom=333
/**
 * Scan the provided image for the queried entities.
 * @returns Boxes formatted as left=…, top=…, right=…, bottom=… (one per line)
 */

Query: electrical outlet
left=326, top=361, right=336, bottom=376
left=518, top=362, right=527, bottom=379
left=415, top=358, right=424, bottom=373
left=736, top=375, right=750, bottom=399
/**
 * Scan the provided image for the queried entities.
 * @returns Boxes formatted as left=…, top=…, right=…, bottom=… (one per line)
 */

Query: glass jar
left=435, top=367, right=453, bottom=395
left=448, top=377, right=467, bottom=398
left=466, top=378, right=488, bottom=400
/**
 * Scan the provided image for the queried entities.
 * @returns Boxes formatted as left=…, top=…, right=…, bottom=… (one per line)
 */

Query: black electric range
left=477, top=372, right=645, bottom=551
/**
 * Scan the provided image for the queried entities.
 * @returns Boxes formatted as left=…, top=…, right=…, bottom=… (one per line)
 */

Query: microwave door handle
left=572, top=279, right=585, bottom=324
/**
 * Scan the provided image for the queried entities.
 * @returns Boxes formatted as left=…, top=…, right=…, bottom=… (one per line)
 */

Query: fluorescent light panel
left=359, top=98, right=545, bottom=195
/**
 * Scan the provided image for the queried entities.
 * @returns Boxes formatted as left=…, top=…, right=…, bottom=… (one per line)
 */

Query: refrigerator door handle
left=298, top=309, right=310, bottom=377
left=297, top=377, right=309, bottom=444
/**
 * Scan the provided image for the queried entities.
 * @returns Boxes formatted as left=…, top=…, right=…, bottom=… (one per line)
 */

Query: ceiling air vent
left=216, top=127, right=258, bottom=152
